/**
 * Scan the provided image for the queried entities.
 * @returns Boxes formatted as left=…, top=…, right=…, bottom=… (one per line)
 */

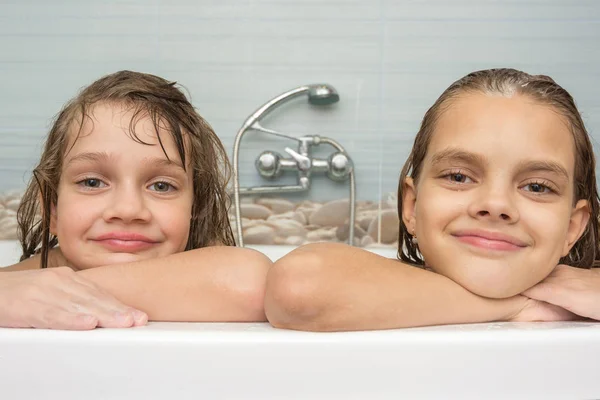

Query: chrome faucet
left=232, top=84, right=356, bottom=247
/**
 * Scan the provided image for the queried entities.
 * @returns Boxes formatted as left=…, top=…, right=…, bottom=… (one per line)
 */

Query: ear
left=401, top=177, right=418, bottom=235
left=562, top=199, right=590, bottom=256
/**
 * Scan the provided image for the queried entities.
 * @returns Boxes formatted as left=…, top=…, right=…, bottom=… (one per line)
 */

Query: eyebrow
left=429, top=148, right=570, bottom=180
left=430, top=148, right=487, bottom=168
left=515, top=160, right=570, bottom=181
left=145, top=157, right=186, bottom=171
left=65, top=151, right=186, bottom=171
left=65, top=151, right=111, bottom=166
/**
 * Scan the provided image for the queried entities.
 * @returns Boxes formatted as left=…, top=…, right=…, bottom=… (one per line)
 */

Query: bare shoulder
left=0, top=247, right=69, bottom=272
left=1, top=252, right=41, bottom=271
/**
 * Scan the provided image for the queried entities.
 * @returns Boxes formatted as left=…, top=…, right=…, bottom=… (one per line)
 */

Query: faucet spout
left=231, top=84, right=353, bottom=247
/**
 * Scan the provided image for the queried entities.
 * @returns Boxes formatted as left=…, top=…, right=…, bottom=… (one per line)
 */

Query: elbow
left=264, top=244, right=332, bottom=331
left=227, top=248, right=272, bottom=322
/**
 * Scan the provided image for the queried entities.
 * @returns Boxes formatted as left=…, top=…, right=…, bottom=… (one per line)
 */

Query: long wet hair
left=18, top=70, right=235, bottom=268
left=397, top=68, right=600, bottom=268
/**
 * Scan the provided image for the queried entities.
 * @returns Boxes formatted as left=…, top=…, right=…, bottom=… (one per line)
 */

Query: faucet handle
left=284, top=147, right=311, bottom=171
left=256, top=151, right=283, bottom=179
left=327, top=152, right=353, bottom=181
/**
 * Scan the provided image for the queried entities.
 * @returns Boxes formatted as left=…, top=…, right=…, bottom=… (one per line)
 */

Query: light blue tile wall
left=1, top=0, right=599, bottom=202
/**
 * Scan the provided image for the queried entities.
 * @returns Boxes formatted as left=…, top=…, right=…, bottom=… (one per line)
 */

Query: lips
left=92, top=232, right=159, bottom=252
left=452, top=229, right=529, bottom=251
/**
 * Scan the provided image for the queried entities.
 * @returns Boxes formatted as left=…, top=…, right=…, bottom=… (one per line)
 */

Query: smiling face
left=402, top=92, right=590, bottom=298
left=50, top=102, right=194, bottom=270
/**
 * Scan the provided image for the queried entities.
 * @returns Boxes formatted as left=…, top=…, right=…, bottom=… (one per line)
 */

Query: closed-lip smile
left=92, top=232, right=159, bottom=252
left=452, top=229, right=529, bottom=251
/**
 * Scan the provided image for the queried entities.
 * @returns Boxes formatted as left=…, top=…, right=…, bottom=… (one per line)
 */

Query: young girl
left=265, top=68, right=600, bottom=331
left=0, top=70, right=272, bottom=330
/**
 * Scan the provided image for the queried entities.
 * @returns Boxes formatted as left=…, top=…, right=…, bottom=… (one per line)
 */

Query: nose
left=467, top=181, right=520, bottom=223
left=102, top=184, right=152, bottom=223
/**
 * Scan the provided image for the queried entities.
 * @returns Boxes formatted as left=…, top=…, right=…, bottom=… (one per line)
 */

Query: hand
left=507, top=295, right=579, bottom=322
left=0, top=267, right=148, bottom=330
left=522, top=264, right=600, bottom=320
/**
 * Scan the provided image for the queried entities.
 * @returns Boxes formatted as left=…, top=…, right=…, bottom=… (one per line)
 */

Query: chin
left=72, top=253, right=147, bottom=269
left=448, top=269, right=536, bottom=299
left=461, top=280, right=522, bottom=299
left=434, top=254, right=554, bottom=299
left=104, top=253, right=149, bottom=265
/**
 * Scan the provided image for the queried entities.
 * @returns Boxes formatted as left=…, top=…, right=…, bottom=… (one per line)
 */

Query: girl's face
left=402, top=92, right=590, bottom=298
left=51, top=103, right=194, bottom=270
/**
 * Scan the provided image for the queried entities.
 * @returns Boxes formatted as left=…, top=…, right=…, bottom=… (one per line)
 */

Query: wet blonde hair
left=18, top=70, right=235, bottom=268
left=397, top=68, right=600, bottom=268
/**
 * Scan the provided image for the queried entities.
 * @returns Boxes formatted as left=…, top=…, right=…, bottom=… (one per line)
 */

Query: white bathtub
left=1, top=240, right=600, bottom=399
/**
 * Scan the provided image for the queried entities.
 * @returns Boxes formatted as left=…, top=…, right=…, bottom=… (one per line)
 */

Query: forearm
left=265, top=243, right=524, bottom=331
left=78, top=246, right=272, bottom=322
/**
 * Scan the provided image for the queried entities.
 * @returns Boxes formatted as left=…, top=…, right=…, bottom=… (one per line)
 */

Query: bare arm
left=78, top=246, right=272, bottom=322
left=523, top=264, right=600, bottom=320
left=265, top=243, right=532, bottom=332
left=0, top=246, right=146, bottom=329
left=1, top=246, right=271, bottom=328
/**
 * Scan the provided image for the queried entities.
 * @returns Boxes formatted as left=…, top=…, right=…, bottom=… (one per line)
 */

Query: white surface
left=1, top=321, right=600, bottom=399
left=2, top=240, right=600, bottom=398
left=0, top=240, right=20, bottom=267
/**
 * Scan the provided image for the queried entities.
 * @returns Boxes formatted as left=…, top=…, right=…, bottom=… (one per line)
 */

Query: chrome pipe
left=232, top=85, right=340, bottom=247
left=318, top=137, right=355, bottom=246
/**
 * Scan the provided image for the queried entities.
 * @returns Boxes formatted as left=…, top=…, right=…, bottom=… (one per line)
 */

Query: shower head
left=242, top=84, right=340, bottom=128
left=308, top=85, right=340, bottom=106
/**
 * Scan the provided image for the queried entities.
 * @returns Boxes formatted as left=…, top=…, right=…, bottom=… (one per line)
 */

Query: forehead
left=65, top=102, right=187, bottom=163
left=425, top=92, right=575, bottom=173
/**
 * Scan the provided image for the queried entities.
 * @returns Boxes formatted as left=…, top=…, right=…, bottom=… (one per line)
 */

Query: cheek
left=156, top=202, right=192, bottom=245
left=413, top=187, right=461, bottom=263
left=415, top=186, right=462, bottom=230
left=171, top=216, right=191, bottom=242
left=54, top=195, right=92, bottom=235
left=522, top=203, right=572, bottom=247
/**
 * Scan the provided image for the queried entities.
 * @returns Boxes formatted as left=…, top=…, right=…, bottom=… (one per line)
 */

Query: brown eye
left=530, top=183, right=544, bottom=192
left=447, top=172, right=473, bottom=184
left=450, top=173, right=466, bottom=183
left=85, top=179, right=100, bottom=187
left=523, top=182, right=551, bottom=194
left=77, top=178, right=106, bottom=189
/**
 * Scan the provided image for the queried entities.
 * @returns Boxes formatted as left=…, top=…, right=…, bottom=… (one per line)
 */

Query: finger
left=33, top=308, right=98, bottom=330
left=524, top=282, right=594, bottom=319
left=132, top=309, right=148, bottom=326
left=541, top=302, right=579, bottom=321
left=67, top=289, right=148, bottom=328
left=54, top=277, right=143, bottom=323
left=66, top=299, right=140, bottom=328
left=96, top=311, right=135, bottom=328
left=53, top=314, right=99, bottom=331
left=33, top=295, right=139, bottom=329
left=522, top=280, right=566, bottom=304
left=30, top=269, right=145, bottom=328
